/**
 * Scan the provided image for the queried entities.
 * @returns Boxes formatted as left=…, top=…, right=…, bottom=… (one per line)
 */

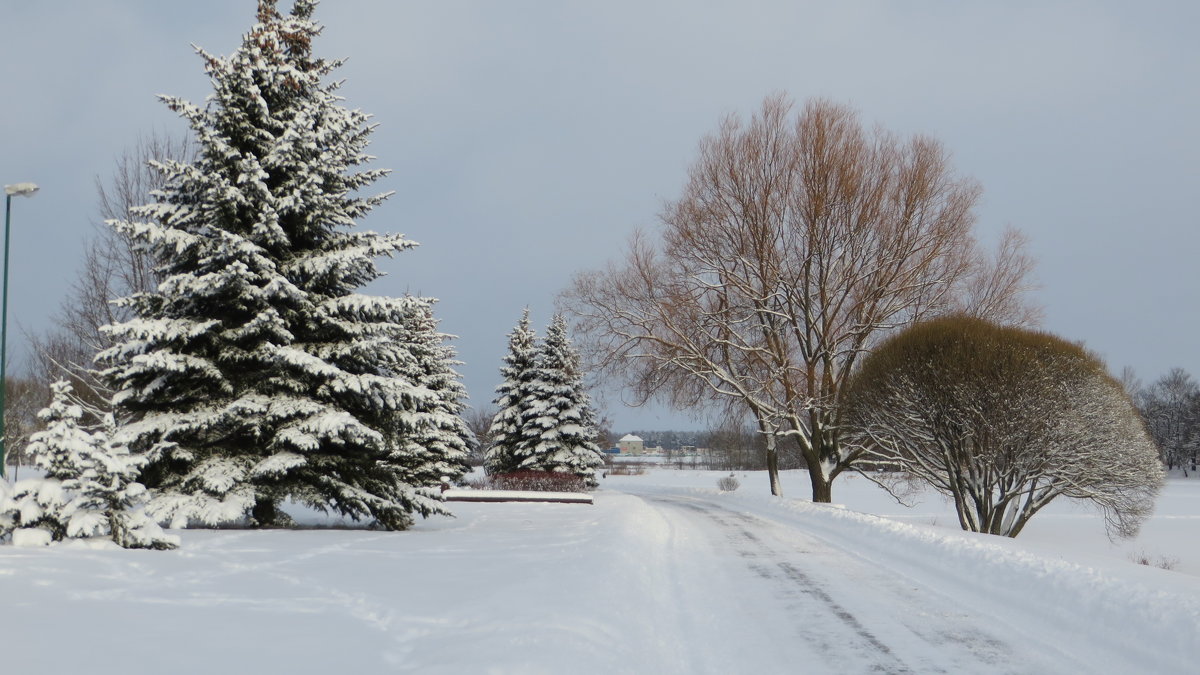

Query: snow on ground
left=628, top=468, right=1200, bottom=577
left=613, top=471, right=1200, bottom=672
left=0, top=468, right=1197, bottom=674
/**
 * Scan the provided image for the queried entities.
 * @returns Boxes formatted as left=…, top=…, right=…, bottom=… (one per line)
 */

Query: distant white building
left=617, top=434, right=645, bottom=455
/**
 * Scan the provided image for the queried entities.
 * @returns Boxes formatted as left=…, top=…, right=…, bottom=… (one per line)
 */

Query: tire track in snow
left=657, top=497, right=913, bottom=674
left=712, top=505, right=1018, bottom=670
left=652, top=497, right=717, bottom=675
left=645, top=494, right=1070, bottom=674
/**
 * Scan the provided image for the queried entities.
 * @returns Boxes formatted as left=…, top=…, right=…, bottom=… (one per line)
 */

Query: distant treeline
left=625, top=430, right=707, bottom=451
left=622, top=427, right=808, bottom=472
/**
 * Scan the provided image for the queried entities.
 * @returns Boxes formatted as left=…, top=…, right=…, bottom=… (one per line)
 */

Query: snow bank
left=12, top=528, right=52, bottom=547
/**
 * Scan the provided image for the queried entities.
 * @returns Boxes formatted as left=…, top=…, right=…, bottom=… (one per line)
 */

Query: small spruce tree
left=484, top=312, right=604, bottom=486
left=2, top=381, right=177, bottom=549
left=5, top=380, right=94, bottom=542
left=388, top=301, right=473, bottom=489
left=523, top=315, right=604, bottom=486
left=485, top=309, right=538, bottom=475
left=97, top=0, right=445, bottom=530
left=68, top=413, right=179, bottom=549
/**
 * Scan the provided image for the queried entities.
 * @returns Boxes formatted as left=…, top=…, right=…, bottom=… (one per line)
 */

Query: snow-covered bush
left=1130, top=551, right=1178, bottom=570
left=3, top=479, right=71, bottom=543
left=717, top=474, right=740, bottom=492
left=3, top=381, right=178, bottom=549
left=843, top=316, right=1164, bottom=539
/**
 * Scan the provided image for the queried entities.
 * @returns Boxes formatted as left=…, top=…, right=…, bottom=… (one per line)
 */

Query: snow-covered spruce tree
left=97, top=0, right=445, bottom=530
left=67, top=413, right=179, bottom=550
left=387, top=301, right=472, bottom=488
left=1, top=381, right=85, bottom=542
left=522, top=315, right=604, bottom=486
left=484, top=309, right=538, bottom=476
left=1, top=381, right=177, bottom=548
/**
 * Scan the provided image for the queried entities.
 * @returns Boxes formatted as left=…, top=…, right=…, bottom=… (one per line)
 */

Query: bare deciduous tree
left=2, top=376, right=45, bottom=477
left=463, top=406, right=496, bottom=466
left=958, top=226, right=1042, bottom=327
left=1117, top=365, right=1143, bottom=400
left=564, top=95, right=1037, bottom=501
left=590, top=412, right=616, bottom=452
left=29, top=131, right=193, bottom=415
left=1139, top=368, right=1200, bottom=474
left=842, top=316, right=1164, bottom=539
left=701, top=417, right=771, bottom=472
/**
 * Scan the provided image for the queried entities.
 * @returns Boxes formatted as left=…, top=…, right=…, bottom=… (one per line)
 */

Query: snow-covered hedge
left=490, top=471, right=588, bottom=493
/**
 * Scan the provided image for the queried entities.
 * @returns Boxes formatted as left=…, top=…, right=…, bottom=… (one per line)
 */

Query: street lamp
left=1, top=182, right=38, bottom=479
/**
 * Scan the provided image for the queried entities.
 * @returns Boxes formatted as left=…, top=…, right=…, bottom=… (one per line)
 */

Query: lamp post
left=1, top=182, right=38, bottom=479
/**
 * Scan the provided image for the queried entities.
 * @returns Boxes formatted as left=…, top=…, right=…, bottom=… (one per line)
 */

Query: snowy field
left=2, top=468, right=1198, bottom=674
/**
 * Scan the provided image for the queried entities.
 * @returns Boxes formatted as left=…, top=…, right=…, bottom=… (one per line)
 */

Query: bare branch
left=28, top=130, right=194, bottom=420
left=563, top=95, right=1036, bottom=501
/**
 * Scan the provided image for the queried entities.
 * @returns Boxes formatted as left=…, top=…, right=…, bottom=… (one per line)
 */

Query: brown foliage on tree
left=564, top=94, right=1037, bottom=501
left=842, top=316, right=1163, bottom=538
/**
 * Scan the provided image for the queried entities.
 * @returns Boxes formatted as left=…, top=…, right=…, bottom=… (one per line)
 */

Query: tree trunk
left=767, top=446, right=781, bottom=496
left=806, top=427, right=836, bottom=503
left=251, top=498, right=280, bottom=528
left=809, top=470, right=832, bottom=503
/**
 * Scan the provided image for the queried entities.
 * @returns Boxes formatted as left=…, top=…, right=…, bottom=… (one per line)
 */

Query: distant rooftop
left=619, top=434, right=643, bottom=442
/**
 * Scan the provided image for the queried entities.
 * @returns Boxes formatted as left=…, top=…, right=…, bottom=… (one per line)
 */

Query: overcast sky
left=2, top=1, right=1197, bottom=432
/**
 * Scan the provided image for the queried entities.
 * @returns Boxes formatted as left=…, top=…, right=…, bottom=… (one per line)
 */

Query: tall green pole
left=1, top=193, right=11, bottom=479
left=0, top=184, right=36, bottom=480
left=0, top=184, right=38, bottom=480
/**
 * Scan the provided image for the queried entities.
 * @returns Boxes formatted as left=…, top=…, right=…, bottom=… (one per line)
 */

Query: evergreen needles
left=95, top=0, right=470, bottom=530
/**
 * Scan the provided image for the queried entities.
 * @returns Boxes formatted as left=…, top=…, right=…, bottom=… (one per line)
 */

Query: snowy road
left=629, top=490, right=1087, bottom=674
